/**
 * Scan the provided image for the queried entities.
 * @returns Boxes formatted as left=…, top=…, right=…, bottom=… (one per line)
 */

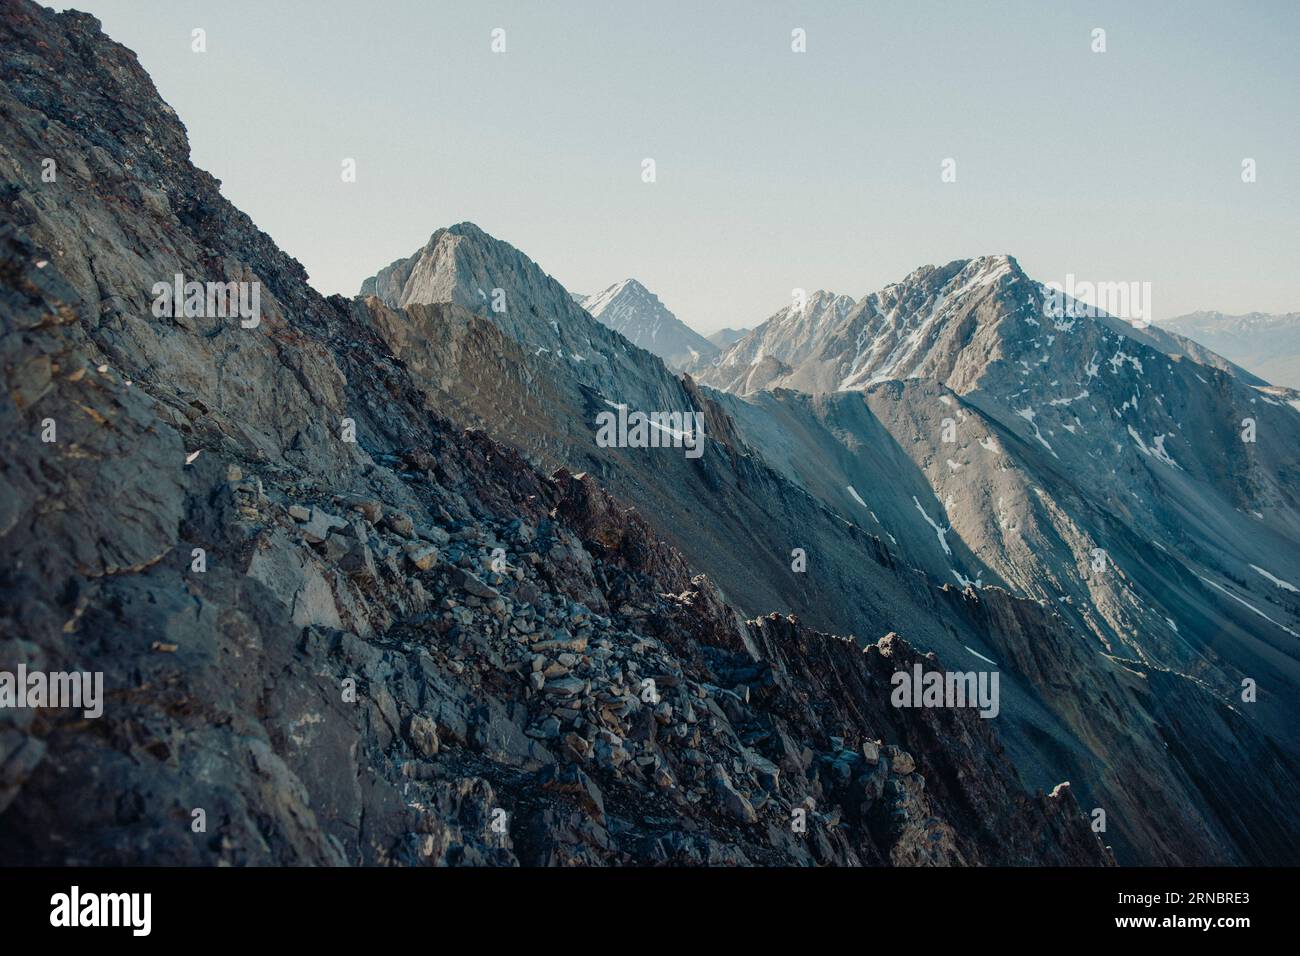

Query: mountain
left=1162, top=311, right=1300, bottom=389
left=353, top=226, right=1300, bottom=864
left=4, top=0, right=1299, bottom=870
left=578, top=278, right=719, bottom=370
left=362, top=224, right=654, bottom=394
left=701, top=257, right=1300, bottom=675
left=695, top=256, right=1300, bottom=864
left=698, top=289, right=857, bottom=393
left=0, top=1, right=1114, bottom=867
left=706, top=327, right=749, bottom=349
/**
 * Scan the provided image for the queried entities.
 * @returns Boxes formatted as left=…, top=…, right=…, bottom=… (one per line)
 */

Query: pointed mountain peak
left=413, top=220, right=494, bottom=253
left=701, top=257, right=1038, bottom=394
left=361, top=221, right=557, bottom=313
left=580, top=279, right=718, bottom=370
left=446, top=220, right=488, bottom=237
left=963, top=253, right=1024, bottom=282
left=972, top=252, right=1020, bottom=269
left=584, top=278, right=658, bottom=313
left=426, top=220, right=492, bottom=244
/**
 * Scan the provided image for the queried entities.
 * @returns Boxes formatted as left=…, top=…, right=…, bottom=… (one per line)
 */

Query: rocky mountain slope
left=1162, top=310, right=1300, bottom=389
left=691, top=256, right=1300, bottom=864
left=580, top=278, right=718, bottom=370
left=352, top=220, right=1300, bottom=864
left=0, top=1, right=1116, bottom=867
left=697, top=259, right=1300, bottom=671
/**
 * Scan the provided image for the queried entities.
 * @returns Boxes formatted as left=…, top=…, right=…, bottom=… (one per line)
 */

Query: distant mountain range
left=1161, top=311, right=1300, bottom=389
left=706, top=327, right=749, bottom=349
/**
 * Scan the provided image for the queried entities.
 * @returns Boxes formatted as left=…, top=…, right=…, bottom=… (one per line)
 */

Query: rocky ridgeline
left=0, top=229, right=1108, bottom=865
left=0, top=4, right=1112, bottom=865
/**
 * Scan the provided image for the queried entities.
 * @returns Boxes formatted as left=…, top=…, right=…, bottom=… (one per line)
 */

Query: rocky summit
left=0, top=1, right=1295, bottom=870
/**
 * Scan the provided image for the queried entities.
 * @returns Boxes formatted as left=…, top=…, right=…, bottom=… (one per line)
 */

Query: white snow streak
left=1199, top=576, right=1300, bottom=638
left=1251, top=565, right=1299, bottom=593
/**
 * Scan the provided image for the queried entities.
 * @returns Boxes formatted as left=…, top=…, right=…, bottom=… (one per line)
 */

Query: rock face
left=581, top=279, right=718, bottom=371
left=0, top=2, right=1113, bottom=866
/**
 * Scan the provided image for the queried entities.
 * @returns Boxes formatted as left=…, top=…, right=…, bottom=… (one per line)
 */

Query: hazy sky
left=66, top=0, right=1299, bottom=333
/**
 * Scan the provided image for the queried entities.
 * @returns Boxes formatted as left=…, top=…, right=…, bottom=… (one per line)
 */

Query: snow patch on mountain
left=1251, top=565, right=1299, bottom=593
left=1199, top=576, right=1300, bottom=638
left=913, top=495, right=952, bottom=557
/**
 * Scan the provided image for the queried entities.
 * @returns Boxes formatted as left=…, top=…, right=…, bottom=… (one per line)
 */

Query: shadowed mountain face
left=580, top=279, right=719, bottom=371
left=1161, top=311, right=1300, bottom=389
left=0, top=1, right=1295, bottom=869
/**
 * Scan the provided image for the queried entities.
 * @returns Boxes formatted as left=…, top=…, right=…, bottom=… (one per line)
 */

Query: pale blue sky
left=66, top=0, right=1299, bottom=333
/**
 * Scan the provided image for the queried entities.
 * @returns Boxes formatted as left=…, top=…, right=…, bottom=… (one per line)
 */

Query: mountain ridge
left=349, top=217, right=1300, bottom=865
left=3, top=0, right=1298, bottom=869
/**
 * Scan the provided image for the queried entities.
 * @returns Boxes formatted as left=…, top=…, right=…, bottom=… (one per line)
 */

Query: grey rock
left=301, top=507, right=348, bottom=544
left=403, top=541, right=439, bottom=572
left=384, top=510, right=415, bottom=538
left=710, top=765, right=757, bottom=825
left=448, top=567, right=499, bottom=600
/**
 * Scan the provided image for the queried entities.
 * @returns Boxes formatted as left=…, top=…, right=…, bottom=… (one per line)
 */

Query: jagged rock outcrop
left=0, top=2, right=1110, bottom=866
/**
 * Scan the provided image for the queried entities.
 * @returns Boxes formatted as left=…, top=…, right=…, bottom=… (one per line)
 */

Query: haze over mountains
left=706, top=327, right=749, bottom=350
left=3, top=1, right=1299, bottom=869
left=1161, top=311, right=1300, bottom=389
